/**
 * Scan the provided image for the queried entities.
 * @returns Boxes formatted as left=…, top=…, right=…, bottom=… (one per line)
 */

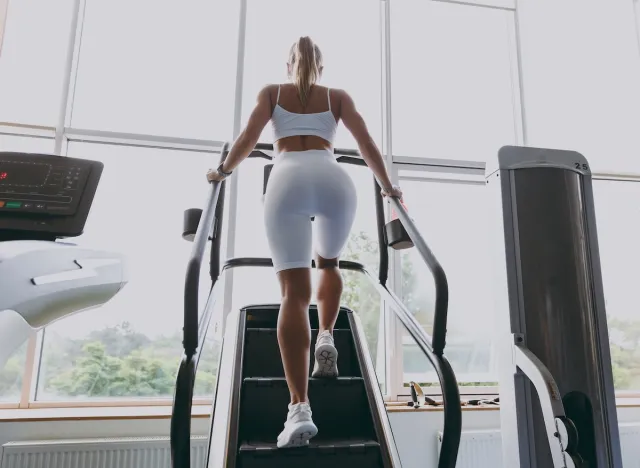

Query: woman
left=206, top=36, right=402, bottom=449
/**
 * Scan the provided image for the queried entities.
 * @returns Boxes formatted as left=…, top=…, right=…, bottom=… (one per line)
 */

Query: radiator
left=437, top=424, right=640, bottom=468
left=437, top=430, right=503, bottom=468
left=1, top=436, right=208, bottom=468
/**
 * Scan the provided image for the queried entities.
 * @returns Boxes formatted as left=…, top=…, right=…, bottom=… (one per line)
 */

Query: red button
left=0, top=201, right=5, bottom=208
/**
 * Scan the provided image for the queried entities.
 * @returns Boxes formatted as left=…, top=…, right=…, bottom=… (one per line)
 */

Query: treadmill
left=0, top=152, right=127, bottom=369
left=170, top=143, right=462, bottom=467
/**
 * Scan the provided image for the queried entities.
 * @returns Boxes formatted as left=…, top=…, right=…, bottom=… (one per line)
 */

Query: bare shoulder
left=259, top=84, right=279, bottom=97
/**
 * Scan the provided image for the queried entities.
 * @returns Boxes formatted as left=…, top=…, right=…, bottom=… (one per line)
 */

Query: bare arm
left=220, top=86, right=273, bottom=173
left=339, top=90, right=394, bottom=190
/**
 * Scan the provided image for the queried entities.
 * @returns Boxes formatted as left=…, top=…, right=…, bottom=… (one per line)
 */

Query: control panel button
left=6, top=201, right=21, bottom=208
left=0, top=201, right=4, bottom=208
left=35, top=203, right=46, bottom=209
left=22, top=203, right=33, bottom=209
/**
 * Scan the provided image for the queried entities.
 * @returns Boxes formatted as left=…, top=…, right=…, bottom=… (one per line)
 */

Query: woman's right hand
left=381, top=184, right=403, bottom=199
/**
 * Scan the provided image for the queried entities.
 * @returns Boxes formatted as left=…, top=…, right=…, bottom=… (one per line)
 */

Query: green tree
left=608, top=317, right=640, bottom=390
left=340, top=230, right=431, bottom=366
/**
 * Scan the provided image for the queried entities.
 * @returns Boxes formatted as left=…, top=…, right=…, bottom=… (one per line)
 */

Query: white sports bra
left=271, top=85, right=338, bottom=145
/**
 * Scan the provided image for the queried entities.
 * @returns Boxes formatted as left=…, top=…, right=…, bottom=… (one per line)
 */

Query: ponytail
left=289, top=36, right=322, bottom=108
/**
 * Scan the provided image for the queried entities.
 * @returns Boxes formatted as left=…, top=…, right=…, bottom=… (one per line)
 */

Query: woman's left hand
left=206, top=168, right=226, bottom=183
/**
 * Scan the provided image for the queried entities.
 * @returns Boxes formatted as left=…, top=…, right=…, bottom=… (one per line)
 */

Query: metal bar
left=254, top=142, right=361, bottom=158
left=222, top=256, right=365, bottom=272
left=374, top=175, right=388, bottom=285
left=633, top=0, right=640, bottom=58
left=398, top=175, right=486, bottom=186
left=513, top=343, right=569, bottom=467
left=506, top=10, right=525, bottom=146
left=432, top=0, right=516, bottom=11
left=387, top=196, right=450, bottom=355
left=381, top=0, right=401, bottom=401
left=183, top=143, right=228, bottom=356
left=0, top=0, right=8, bottom=58
left=392, top=154, right=486, bottom=170
left=0, top=122, right=56, bottom=133
left=359, top=267, right=461, bottom=468
left=65, top=127, right=225, bottom=153
left=18, top=332, right=37, bottom=408
left=221, top=0, right=248, bottom=327
left=54, top=0, right=83, bottom=155
left=513, top=0, right=529, bottom=145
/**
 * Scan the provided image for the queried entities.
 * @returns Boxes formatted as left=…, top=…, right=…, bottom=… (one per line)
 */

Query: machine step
left=238, top=438, right=383, bottom=468
left=239, top=377, right=376, bottom=442
left=243, top=328, right=359, bottom=378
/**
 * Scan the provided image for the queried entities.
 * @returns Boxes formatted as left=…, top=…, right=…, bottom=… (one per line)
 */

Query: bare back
left=270, top=83, right=340, bottom=153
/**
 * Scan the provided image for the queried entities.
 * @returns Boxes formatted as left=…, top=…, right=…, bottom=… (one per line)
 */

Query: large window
left=0, top=135, right=54, bottom=153
left=0, top=0, right=75, bottom=125
left=0, top=342, right=27, bottom=404
left=519, top=1, right=640, bottom=174
left=4, top=0, right=640, bottom=411
left=70, top=0, right=240, bottom=140
left=390, top=0, right=517, bottom=161
left=396, top=169, right=497, bottom=388
left=242, top=0, right=382, bottom=149
left=35, top=142, right=219, bottom=401
left=593, top=179, right=640, bottom=392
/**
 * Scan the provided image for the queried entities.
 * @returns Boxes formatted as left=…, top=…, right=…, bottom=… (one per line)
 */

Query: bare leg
left=316, top=255, right=342, bottom=334
left=277, top=267, right=312, bottom=405
left=312, top=255, right=341, bottom=378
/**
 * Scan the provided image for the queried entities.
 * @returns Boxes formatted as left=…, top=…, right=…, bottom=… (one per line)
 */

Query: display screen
left=0, top=162, right=50, bottom=186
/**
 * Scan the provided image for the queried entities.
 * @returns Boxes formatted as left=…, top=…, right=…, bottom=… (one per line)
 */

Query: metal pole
left=54, top=0, right=84, bottom=155
left=0, top=0, right=9, bottom=59
left=222, top=0, right=248, bottom=322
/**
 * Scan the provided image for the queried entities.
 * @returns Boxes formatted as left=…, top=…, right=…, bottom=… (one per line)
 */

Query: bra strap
left=276, top=85, right=281, bottom=104
left=327, top=87, right=331, bottom=111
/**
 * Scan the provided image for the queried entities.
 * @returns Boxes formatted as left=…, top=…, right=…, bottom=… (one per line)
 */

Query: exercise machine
left=171, top=143, right=462, bottom=467
left=0, top=152, right=127, bottom=369
left=486, top=146, right=624, bottom=468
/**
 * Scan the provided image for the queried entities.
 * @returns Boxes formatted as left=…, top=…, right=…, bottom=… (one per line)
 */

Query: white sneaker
left=276, top=402, right=318, bottom=449
left=312, top=330, right=339, bottom=378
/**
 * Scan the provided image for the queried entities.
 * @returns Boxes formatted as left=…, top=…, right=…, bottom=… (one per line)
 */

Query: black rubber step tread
left=243, top=304, right=352, bottom=330
left=239, top=377, right=376, bottom=442
left=243, top=328, right=359, bottom=378
left=238, top=439, right=383, bottom=468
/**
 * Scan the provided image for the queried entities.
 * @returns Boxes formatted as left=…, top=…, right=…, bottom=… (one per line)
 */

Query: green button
left=6, top=201, right=22, bottom=208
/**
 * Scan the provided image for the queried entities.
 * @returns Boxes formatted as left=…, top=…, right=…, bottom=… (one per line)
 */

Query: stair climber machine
left=486, top=146, right=624, bottom=468
left=170, top=143, right=463, bottom=468
left=0, top=152, right=127, bottom=369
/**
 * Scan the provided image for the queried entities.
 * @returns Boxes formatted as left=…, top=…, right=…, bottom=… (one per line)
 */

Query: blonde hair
left=288, top=36, right=323, bottom=108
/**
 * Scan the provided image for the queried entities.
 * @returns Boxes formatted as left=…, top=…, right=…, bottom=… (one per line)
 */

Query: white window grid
left=1, top=0, right=639, bottom=410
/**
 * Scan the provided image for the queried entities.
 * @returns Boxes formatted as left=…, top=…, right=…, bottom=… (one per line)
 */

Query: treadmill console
left=0, top=152, right=103, bottom=240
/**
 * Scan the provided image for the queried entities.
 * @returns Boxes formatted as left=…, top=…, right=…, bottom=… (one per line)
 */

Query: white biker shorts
left=263, top=149, right=357, bottom=273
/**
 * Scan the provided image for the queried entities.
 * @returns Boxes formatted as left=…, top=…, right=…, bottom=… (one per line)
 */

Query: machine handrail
left=386, top=196, right=450, bottom=356
left=252, top=142, right=449, bottom=355
left=253, top=142, right=364, bottom=164
left=173, top=141, right=459, bottom=468
left=182, top=143, right=228, bottom=357
left=219, top=256, right=462, bottom=468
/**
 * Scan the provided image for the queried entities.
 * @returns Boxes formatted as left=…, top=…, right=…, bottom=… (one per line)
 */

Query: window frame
left=389, top=161, right=499, bottom=399
left=3, top=0, right=640, bottom=411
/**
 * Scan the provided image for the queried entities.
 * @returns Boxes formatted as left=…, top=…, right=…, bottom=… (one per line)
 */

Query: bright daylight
left=1, top=0, right=640, bottom=467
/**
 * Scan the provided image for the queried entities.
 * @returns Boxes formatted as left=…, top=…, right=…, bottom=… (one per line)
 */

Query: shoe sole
left=312, top=343, right=339, bottom=378
left=277, top=421, right=318, bottom=449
